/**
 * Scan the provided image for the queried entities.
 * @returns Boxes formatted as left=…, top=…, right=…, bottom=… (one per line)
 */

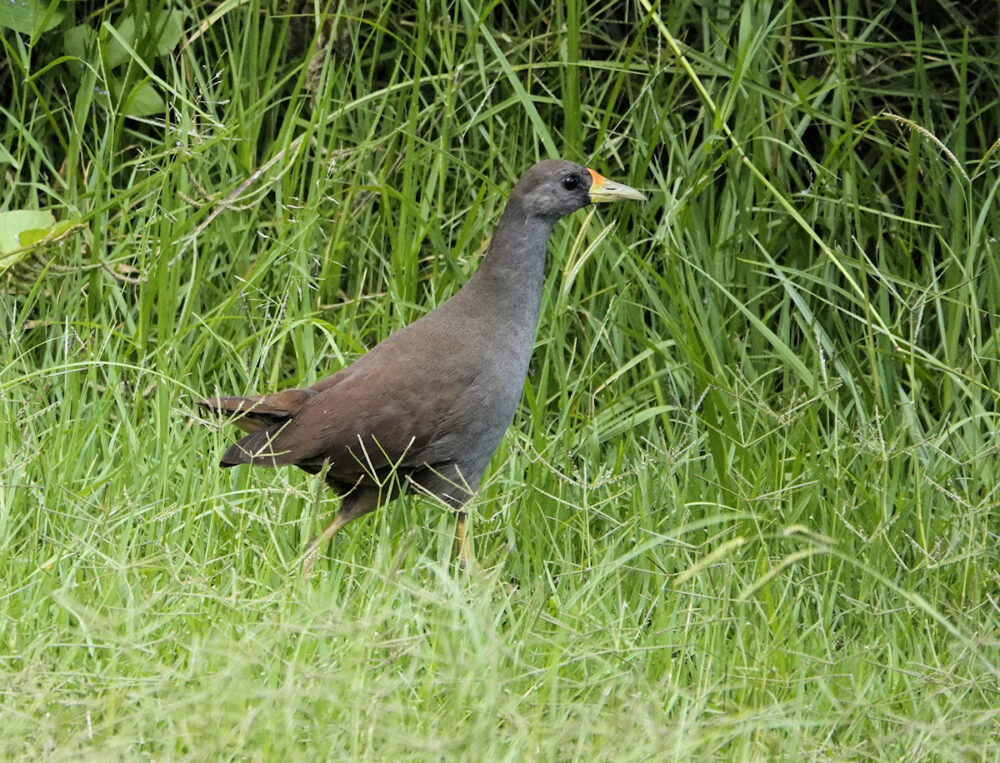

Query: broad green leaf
left=153, top=10, right=184, bottom=55
left=0, top=210, right=54, bottom=254
left=105, top=15, right=136, bottom=69
left=64, top=24, right=96, bottom=61
left=103, top=10, right=182, bottom=69
left=0, top=0, right=63, bottom=35
left=0, top=212, right=85, bottom=273
left=124, top=80, right=166, bottom=116
left=18, top=218, right=80, bottom=247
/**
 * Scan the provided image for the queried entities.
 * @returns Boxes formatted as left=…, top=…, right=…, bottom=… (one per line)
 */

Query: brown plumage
left=198, top=160, right=645, bottom=574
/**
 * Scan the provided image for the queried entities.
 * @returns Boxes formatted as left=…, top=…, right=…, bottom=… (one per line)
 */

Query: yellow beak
left=587, top=168, right=647, bottom=203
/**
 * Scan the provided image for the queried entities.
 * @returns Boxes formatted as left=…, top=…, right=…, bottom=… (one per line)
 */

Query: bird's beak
left=587, top=169, right=647, bottom=203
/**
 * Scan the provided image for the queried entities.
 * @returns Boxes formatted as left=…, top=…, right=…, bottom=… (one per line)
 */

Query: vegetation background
left=3, top=0, right=999, bottom=758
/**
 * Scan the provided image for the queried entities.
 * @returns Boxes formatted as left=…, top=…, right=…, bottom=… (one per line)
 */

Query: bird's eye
left=562, top=175, right=579, bottom=190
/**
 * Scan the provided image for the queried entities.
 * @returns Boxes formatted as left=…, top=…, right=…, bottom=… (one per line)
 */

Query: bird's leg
left=407, top=464, right=476, bottom=570
left=454, top=511, right=472, bottom=570
left=302, top=486, right=380, bottom=578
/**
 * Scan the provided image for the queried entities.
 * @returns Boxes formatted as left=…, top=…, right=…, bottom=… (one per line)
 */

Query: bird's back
left=217, top=276, right=537, bottom=493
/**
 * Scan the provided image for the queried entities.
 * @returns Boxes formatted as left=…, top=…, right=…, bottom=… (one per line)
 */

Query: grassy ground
left=3, top=0, right=1000, bottom=759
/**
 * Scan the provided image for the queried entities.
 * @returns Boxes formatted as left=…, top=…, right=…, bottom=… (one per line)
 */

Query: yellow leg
left=302, top=486, right=380, bottom=579
left=455, top=511, right=472, bottom=570
left=302, top=513, right=352, bottom=578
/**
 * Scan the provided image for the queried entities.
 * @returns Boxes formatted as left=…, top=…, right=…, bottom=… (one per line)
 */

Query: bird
left=197, top=159, right=646, bottom=575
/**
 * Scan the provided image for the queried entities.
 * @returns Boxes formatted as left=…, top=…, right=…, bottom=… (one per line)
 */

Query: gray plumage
left=198, top=159, right=645, bottom=570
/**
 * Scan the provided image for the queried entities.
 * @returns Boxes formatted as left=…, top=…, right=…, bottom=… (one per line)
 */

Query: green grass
left=3, top=0, right=1000, bottom=759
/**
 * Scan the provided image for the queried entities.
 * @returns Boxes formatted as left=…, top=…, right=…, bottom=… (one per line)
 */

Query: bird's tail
left=197, top=388, right=317, bottom=467
left=218, top=427, right=287, bottom=467
left=197, top=388, right=315, bottom=433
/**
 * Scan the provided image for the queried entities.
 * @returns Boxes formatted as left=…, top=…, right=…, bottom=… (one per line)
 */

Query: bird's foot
left=301, top=538, right=324, bottom=580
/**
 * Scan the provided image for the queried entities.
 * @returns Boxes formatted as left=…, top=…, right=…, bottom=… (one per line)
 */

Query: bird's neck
left=465, top=201, right=555, bottom=314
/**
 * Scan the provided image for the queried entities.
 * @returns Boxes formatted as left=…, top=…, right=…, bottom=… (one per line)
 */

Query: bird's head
left=511, top=159, right=646, bottom=220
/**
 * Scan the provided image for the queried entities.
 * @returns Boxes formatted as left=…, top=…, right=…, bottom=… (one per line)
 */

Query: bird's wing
left=221, top=316, right=478, bottom=481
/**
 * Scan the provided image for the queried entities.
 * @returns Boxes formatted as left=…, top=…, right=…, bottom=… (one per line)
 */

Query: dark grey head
left=510, top=159, right=647, bottom=221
